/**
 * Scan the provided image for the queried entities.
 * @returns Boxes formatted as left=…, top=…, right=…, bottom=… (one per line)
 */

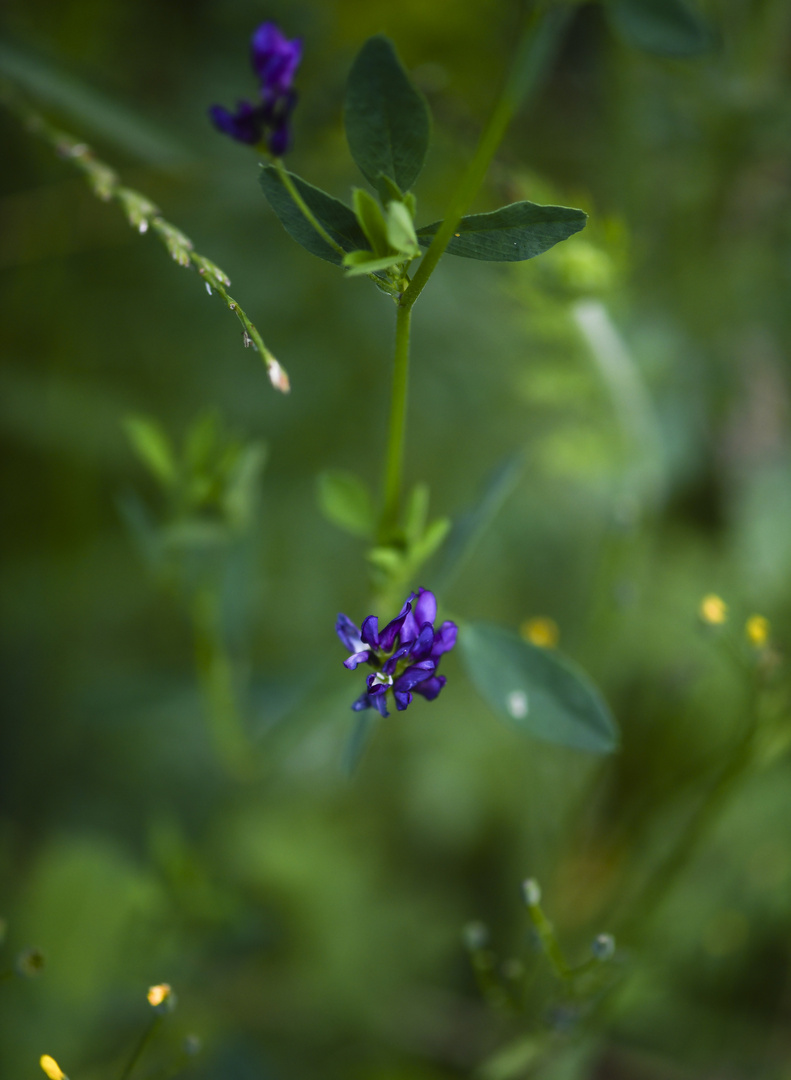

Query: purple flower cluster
left=337, top=588, right=457, bottom=718
left=209, top=22, right=302, bottom=155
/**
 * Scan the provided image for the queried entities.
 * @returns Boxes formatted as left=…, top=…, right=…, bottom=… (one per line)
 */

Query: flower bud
left=521, top=877, right=541, bottom=907
left=699, top=594, right=727, bottom=625
left=462, top=920, right=489, bottom=951
left=39, top=1056, right=66, bottom=1080
left=147, top=983, right=176, bottom=1014
left=745, top=614, right=770, bottom=648
left=592, top=932, right=615, bottom=961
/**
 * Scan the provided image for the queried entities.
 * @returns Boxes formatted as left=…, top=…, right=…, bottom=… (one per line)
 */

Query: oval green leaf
left=260, top=165, right=367, bottom=265
left=344, top=35, right=430, bottom=193
left=459, top=622, right=619, bottom=754
left=417, top=201, right=587, bottom=262
left=607, top=0, right=714, bottom=58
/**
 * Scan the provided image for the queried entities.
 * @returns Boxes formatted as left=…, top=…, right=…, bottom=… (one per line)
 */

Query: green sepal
left=344, top=35, right=431, bottom=192
left=418, top=201, right=587, bottom=262
left=459, top=623, right=619, bottom=754
left=386, top=201, right=420, bottom=256
left=259, top=165, right=367, bottom=265
left=403, top=482, right=429, bottom=547
left=376, top=175, right=418, bottom=219
left=352, top=187, right=390, bottom=255
left=124, top=414, right=177, bottom=487
left=607, top=0, right=714, bottom=58
left=411, top=516, right=450, bottom=565
left=342, top=250, right=407, bottom=277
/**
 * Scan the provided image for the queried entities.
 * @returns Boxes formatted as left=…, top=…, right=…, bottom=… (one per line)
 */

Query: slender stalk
left=272, top=157, right=347, bottom=258
left=526, top=894, right=574, bottom=982
left=617, top=723, right=757, bottom=943
left=379, top=303, right=413, bottom=538
left=401, top=4, right=571, bottom=312
left=192, top=587, right=253, bottom=781
left=119, top=1016, right=162, bottom=1080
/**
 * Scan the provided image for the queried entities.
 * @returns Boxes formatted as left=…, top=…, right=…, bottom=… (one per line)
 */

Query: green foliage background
left=2, top=0, right=791, bottom=1077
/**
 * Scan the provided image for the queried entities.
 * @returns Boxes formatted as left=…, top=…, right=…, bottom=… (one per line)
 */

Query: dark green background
left=2, top=1, right=791, bottom=1076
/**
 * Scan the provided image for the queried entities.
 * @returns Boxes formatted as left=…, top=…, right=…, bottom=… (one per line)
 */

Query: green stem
left=401, top=4, right=571, bottom=312
left=272, top=157, right=347, bottom=258
left=192, top=587, right=253, bottom=781
left=617, top=724, right=757, bottom=943
left=526, top=897, right=574, bottom=982
left=379, top=303, right=413, bottom=539
left=119, top=1015, right=162, bottom=1080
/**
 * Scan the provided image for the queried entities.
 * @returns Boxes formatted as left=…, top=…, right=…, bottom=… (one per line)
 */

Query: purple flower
left=209, top=21, right=302, bottom=155
left=251, top=23, right=302, bottom=95
left=336, top=588, right=457, bottom=718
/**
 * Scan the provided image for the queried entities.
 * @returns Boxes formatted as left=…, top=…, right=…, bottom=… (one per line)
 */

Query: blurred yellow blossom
left=699, top=594, right=727, bottom=625
left=147, top=983, right=172, bottom=1007
left=40, top=1056, right=66, bottom=1080
left=745, top=614, right=770, bottom=648
left=520, top=617, right=559, bottom=648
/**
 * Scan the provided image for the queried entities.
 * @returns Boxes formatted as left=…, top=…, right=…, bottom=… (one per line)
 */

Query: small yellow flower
left=699, top=594, right=728, bottom=625
left=147, top=983, right=172, bottom=1007
left=745, top=614, right=770, bottom=648
left=521, top=616, right=559, bottom=649
left=40, top=1056, right=66, bottom=1080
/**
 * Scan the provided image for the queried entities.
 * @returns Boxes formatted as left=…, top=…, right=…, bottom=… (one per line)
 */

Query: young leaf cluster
left=260, top=35, right=587, bottom=302
left=123, top=412, right=266, bottom=582
left=317, top=471, right=449, bottom=601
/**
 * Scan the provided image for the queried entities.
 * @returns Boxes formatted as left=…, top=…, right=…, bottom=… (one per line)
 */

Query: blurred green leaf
left=0, top=41, right=189, bottom=166
left=124, top=415, right=177, bottom=487
left=317, top=470, right=376, bottom=538
left=342, top=712, right=379, bottom=776
left=344, top=35, right=431, bottom=193
left=459, top=623, right=619, bottom=753
left=434, top=453, right=524, bottom=594
left=184, top=411, right=219, bottom=474
left=607, top=0, right=714, bottom=58
left=412, top=516, right=451, bottom=565
left=259, top=166, right=367, bottom=265
left=161, top=520, right=230, bottom=550
left=403, top=483, right=430, bottom=547
left=417, top=202, right=587, bottom=261
left=222, top=442, right=267, bottom=531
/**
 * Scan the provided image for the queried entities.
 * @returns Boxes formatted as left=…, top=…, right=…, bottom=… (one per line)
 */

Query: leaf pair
left=260, top=35, right=587, bottom=275
left=317, top=470, right=450, bottom=599
left=343, top=189, right=421, bottom=277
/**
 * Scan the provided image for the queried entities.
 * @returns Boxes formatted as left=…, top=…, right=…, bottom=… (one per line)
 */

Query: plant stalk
left=379, top=303, right=413, bottom=538
left=401, top=4, right=571, bottom=311
left=119, top=1016, right=162, bottom=1080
